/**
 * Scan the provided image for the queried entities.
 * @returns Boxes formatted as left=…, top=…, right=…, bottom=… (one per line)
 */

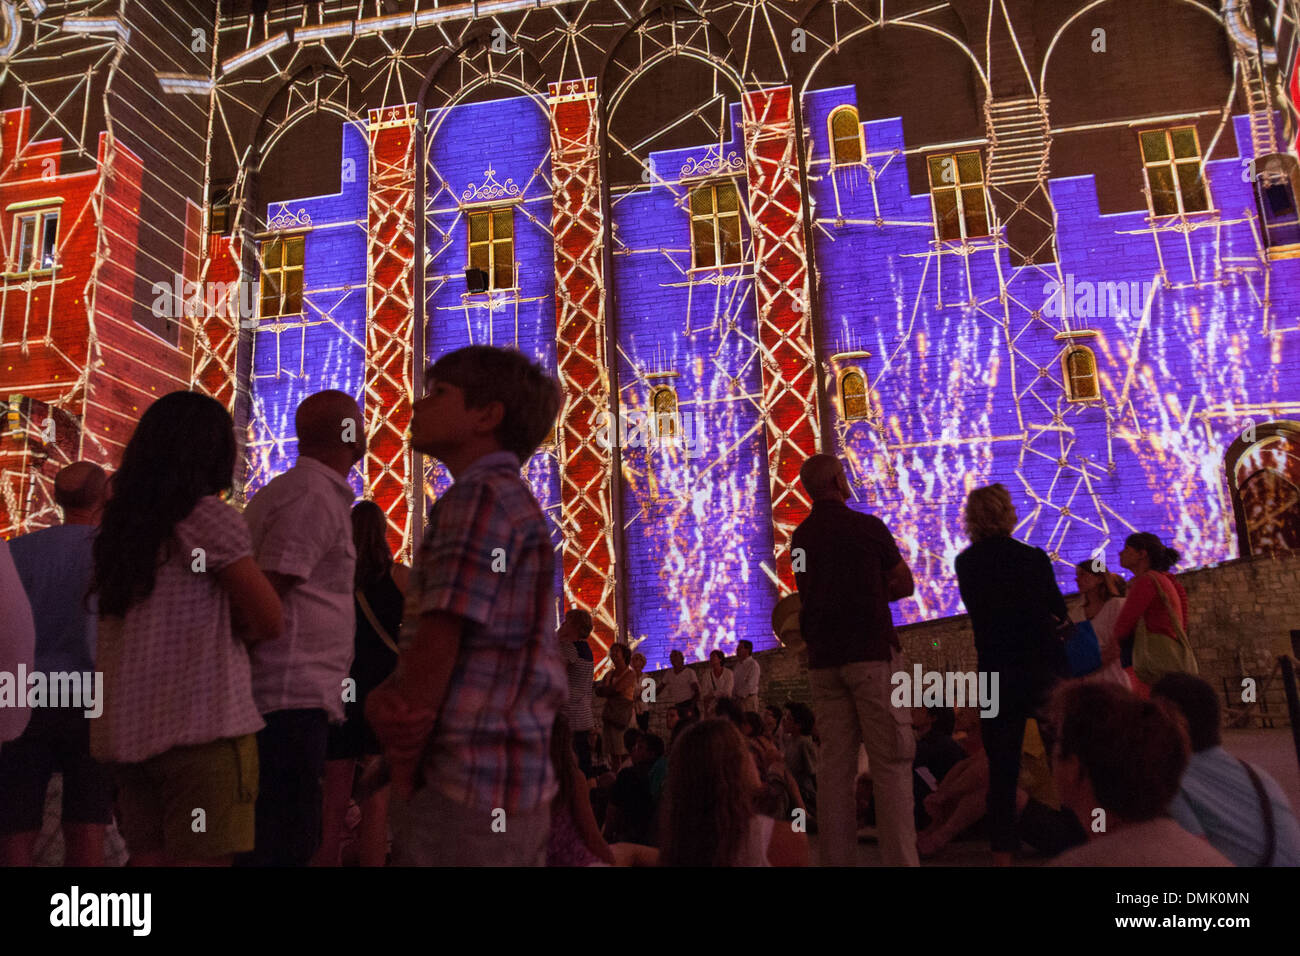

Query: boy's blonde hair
left=426, top=346, right=562, bottom=461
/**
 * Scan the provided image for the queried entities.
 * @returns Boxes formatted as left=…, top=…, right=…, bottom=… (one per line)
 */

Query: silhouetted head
left=799, top=454, right=850, bottom=502
left=964, top=483, right=1017, bottom=542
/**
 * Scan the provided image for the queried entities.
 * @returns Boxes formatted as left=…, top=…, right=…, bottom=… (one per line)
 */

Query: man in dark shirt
left=791, top=454, right=918, bottom=866
left=0, top=462, right=113, bottom=866
left=604, top=733, right=660, bottom=846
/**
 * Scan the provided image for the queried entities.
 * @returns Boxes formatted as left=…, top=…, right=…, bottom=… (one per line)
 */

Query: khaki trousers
left=809, top=652, right=918, bottom=867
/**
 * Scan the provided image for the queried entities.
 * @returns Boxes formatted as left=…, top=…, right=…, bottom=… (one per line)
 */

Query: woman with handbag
left=954, top=484, right=1069, bottom=866
left=596, top=643, right=637, bottom=771
left=313, top=501, right=409, bottom=866
left=1113, top=532, right=1196, bottom=698
left=1072, top=561, right=1130, bottom=689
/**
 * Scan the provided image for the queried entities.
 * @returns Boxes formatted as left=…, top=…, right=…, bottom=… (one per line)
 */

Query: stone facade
left=618, top=547, right=1300, bottom=736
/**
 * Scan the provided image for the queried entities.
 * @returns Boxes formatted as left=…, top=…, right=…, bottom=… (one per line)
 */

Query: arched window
left=1062, top=347, right=1100, bottom=402
left=1225, top=422, right=1300, bottom=556
left=839, top=369, right=869, bottom=420
left=651, top=386, right=679, bottom=439
left=829, top=106, right=863, bottom=165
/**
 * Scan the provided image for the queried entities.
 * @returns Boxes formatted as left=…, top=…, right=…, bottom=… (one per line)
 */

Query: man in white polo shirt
left=659, top=649, right=700, bottom=711
left=733, top=639, right=761, bottom=713
left=238, top=390, right=362, bottom=867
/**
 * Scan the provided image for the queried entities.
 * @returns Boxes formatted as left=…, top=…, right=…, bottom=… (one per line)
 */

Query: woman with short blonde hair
left=954, top=482, right=1068, bottom=867
left=963, top=483, right=1017, bottom=542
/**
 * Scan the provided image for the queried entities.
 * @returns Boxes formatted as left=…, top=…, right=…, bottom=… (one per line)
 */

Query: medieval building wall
left=2, top=0, right=1298, bottom=672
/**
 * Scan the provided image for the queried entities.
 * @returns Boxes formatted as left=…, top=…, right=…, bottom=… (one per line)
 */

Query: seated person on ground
left=1047, top=681, right=1232, bottom=867
left=1152, top=673, right=1300, bottom=867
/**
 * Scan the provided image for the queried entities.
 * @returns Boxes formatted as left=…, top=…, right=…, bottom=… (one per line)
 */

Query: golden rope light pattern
left=1, top=1, right=1295, bottom=628
left=2, top=1, right=205, bottom=536
left=365, top=103, right=417, bottom=561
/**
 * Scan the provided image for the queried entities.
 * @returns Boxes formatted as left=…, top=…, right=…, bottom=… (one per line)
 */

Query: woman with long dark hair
left=953, top=483, right=1068, bottom=867
left=658, top=719, right=807, bottom=866
left=314, top=500, right=409, bottom=867
left=1113, top=531, right=1194, bottom=697
left=90, top=391, right=281, bottom=866
left=546, top=712, right=616, bottom=866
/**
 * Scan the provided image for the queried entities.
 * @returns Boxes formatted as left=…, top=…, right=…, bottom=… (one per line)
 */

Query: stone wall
left=614, top=548, right=1300, bottom=738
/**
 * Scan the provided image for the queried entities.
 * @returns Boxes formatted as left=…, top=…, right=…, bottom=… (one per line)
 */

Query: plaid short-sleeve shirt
left=406, top=451, right=566, bottom=813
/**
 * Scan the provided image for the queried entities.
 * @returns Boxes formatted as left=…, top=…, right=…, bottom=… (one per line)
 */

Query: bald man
left=1, top=462, right=113, bottom=866
left=790, top=453, right=918, bottom=867
left=238, top=390, right=363, bottom=866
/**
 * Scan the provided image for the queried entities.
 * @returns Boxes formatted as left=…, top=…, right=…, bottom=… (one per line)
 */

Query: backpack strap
left=1239, top=759, right=1276, bottom=867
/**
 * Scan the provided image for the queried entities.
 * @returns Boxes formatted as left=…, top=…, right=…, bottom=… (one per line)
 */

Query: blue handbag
left=1065, top=620, right=1103, bottom=677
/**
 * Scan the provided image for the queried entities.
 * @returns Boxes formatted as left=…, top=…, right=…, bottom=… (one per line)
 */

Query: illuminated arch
left=800, top=18, right=990, bottom=98
left=1224, top=421, right=1300, bottom=557
left=838, top=368, right=870, bottom=420
left=1038, top=0, right=1226, bottom=95
left=829, top=105, right=863, bottom=165
left=1062, top=346, right=1100, bottom=402
left=650, top=386, right=680, bottom=439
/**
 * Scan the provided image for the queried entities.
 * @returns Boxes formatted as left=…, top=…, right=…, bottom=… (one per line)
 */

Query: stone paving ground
left=31, top=728, right=1300, bottom=867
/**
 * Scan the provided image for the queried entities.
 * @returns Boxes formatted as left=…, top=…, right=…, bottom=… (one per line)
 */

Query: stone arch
left=601, top=3, right=746, bottom=188
left=1225, top=420, right=1300, bottom=556
left=798, top=16, right=989, bottom=197
left=1040, top=0, right=1236, bottom=214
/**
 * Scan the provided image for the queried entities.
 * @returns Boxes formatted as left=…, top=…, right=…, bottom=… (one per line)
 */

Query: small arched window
left=830, top=106, right=863, bottom=166
left=651, top=386, right=679, bottom=438
left=839, top=369, right=869, bottom=420
left=1063, top=347, right=1100, bottom=402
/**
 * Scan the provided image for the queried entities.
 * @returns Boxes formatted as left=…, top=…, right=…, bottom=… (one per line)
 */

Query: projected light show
left=3, top=0, right=1299, bottom=676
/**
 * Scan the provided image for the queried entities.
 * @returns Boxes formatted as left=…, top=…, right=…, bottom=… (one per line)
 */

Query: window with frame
left=926, top=151, right=989, bottom=241
left=690, top=181, right=743, bottom=269
left=209, top=185, right=233, bottom=237
left=1063, top=346, right=1100, bottom=402
left=650, top=386, right=680, bottom=439
left=1139, top=127, right=1209, bottom=216
left=259, top=235, right=305, bottom=319
left=830, top=106, right=863, bottom=165
left=1249, top=153, right=1300, bottom=253
left=468, top=207, right=515, bottom=290
left=10, top=208, right=59, bottom=273
left=839, top=369, right=870, bottom=420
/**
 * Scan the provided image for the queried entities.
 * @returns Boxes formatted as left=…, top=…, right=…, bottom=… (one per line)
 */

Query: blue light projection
left=804, top=86, right=1300, bottom=624
left=422, top=93, right=564, bottom=600
left=246, top=120, right=370, bottom=499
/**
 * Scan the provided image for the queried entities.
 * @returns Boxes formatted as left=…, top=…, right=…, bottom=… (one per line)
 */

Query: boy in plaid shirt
left=367, top=346, right=565, bottom=866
